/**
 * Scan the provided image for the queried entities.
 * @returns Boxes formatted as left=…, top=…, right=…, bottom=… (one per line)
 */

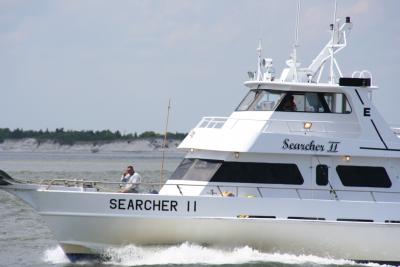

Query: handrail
left=28, top=178, right=400, bottom=202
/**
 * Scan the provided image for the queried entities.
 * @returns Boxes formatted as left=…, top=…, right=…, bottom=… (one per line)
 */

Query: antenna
left=329, top=0, right=338, bottom=84
left=292, top=0, right=301, bottom=82
left=256, top=39, right=262, bottom=81
left=160, top=98, right=171, bottom=191
left=294, top=0, right=300, bottom=47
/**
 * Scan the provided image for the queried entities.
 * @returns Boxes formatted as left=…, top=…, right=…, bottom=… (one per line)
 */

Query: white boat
left=2, top=10, right=400, bottom=264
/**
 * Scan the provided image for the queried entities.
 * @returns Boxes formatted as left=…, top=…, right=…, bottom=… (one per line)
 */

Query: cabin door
left=311, top=156, right=336, bottom=200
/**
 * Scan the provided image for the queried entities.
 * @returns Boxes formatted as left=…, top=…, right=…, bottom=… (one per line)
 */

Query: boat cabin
left=160, top=17, right=400, bottom=202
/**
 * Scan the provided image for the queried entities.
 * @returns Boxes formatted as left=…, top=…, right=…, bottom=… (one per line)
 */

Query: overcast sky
left=1, top=0, right=399, bottom=134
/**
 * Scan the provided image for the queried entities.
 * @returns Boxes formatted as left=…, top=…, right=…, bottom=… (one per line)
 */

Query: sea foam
left=43, top=246, right=69, bottom=264
left=103, top=242, right=357, bottom=266
left=43, top=243, right=393, bottom=267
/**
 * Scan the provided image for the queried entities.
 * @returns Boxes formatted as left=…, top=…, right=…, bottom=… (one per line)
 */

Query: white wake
left=43, top=243, right=392, bottom=266
left=103, top=243, right=355, bottom=266
left=43, top=246, right=69, bottom=264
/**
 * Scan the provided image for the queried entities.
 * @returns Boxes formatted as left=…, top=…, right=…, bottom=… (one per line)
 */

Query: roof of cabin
left=244, top=81, right=378, bottom=92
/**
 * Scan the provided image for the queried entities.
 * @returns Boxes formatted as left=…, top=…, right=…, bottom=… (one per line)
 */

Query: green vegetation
left=0, top=128, right=187, bottom=145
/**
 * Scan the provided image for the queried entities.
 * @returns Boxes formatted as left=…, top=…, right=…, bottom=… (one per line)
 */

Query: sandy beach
left=0, top=138, right=181, bottom=153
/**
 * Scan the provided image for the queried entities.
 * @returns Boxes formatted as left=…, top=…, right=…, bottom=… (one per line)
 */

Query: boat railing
left=29, top=178, right=400, bottom=202
left=38, top=179, right=161, bottom=192
left=169, top=182, right=394, bottom=202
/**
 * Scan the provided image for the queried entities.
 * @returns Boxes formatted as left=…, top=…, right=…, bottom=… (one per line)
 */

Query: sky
left=1, top=0, right=399, bottom=134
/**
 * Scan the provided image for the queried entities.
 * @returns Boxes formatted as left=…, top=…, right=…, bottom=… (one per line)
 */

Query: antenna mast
left=307, top=0, right=351, bottom=83
left=292, top=0, right=301, bottom=82
left=256, top=39, right=262, bottom=81
left=160, top=98, right=171, bottom=190
left=329, top=0, right=338, bottom=84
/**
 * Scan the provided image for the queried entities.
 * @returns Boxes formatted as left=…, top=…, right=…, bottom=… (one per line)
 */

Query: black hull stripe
left=337, top=218, right=373, bottom=223
left=355, top=260, right=400, bottom=266
left=360, top=147, right=400, bottom=152
left=371, top=119, right=388, bottom=149
left=66, top=253, right=107, bottom=262
left=65, top=252, right=400, bottom=266
left=355, top=89, right=364, bottom=105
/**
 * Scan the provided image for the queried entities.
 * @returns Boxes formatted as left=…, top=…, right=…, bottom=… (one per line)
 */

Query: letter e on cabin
left=364, top=107, right=371, bottom=117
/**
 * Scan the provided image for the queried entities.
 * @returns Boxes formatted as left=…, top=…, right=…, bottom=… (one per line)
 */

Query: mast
left=160, top=99, right=171, bottom=190
left=256, top=40, right=262, bottom=81
left=329, top=0, right=338, bottom=84
left=307, top=5, right=352, bottom=83
left=292, top=0, right=301, bottom=82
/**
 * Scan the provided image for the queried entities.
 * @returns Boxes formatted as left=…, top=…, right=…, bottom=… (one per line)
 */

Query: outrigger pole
left=160, top=98, right=171, bottom=190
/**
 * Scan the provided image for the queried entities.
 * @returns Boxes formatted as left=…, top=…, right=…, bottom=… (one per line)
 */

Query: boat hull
left=3, top=186, right=400, bottom=263
left=48, top=214, right=400, bottom=263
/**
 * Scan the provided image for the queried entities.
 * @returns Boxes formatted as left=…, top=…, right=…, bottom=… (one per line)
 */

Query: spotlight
left=304, top=122, right=313, bottom=129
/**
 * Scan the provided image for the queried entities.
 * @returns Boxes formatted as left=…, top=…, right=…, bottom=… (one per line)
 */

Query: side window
left=169, top=159, right=221, bottom=181
left=316, top=165, right=328, bottom=186
left=236, top=89, right=285, bottom=111
left=236, top=90, right=258, bottom=111
left=336, top=165, right=392, bottom=188
left=188, top=159, right=222, bottom=181
left=169, top=158, right=195, bottom=180
left=211, top=162, right=304, bottom=185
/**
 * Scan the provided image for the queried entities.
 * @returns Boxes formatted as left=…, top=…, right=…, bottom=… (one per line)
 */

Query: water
left=0, top=151, right=388, bottom=267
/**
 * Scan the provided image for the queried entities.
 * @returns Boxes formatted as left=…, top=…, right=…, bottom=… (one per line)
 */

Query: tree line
left=0, top=128, right=187, bottom=145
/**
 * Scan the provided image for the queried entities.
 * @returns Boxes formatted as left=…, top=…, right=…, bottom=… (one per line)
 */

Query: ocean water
left=0, top=151, right=387, bottom=267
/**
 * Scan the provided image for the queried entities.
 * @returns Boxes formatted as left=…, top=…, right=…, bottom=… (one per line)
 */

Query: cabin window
left=316, top=164, right=329, bottom=186
left=169, top=158, right=221, bottom=181
left=236, top=89, right=284, bottom=111
left=170, top=159, right=304, bottom=185
left=169, top=158, right=195, bottom=180
left=211, top=162, right=304, bottom=185
left=324, top=93, right=352, bottom=113
left=336, top=165, right=392, bottom=188
left=236, top=90, right=257, bottom=111
left=276, top=92, right=351, bottom=114
left=237, top=89, right=351, bottom=113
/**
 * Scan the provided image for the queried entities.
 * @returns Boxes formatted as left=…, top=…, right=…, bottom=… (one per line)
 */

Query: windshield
left=236, top=89, right=284, bottom=111
left=237, top=89, right=351, bottom=113
left=276, top=92, right=352, bottom=113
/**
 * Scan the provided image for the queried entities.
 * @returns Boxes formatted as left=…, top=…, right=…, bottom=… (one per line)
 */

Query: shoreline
left=0, top=138, right=182, bottom=153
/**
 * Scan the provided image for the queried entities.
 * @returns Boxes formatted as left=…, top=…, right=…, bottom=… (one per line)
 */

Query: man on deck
left=120, top=165, right=142, bottom=193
